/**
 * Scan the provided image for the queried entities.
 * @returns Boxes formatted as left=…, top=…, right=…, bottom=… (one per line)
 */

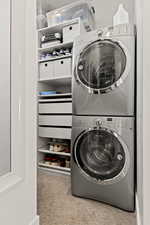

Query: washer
left=72, top=24, right=135, bottom=116
left=71, top=116, right=135, bottom=211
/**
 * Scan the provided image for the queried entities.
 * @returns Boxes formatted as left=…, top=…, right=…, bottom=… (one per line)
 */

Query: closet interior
left=37, top=0, right=96, bottom=175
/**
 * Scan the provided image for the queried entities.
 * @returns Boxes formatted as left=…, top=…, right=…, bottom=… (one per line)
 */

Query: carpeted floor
left=37, top=170, right=137, bottom=225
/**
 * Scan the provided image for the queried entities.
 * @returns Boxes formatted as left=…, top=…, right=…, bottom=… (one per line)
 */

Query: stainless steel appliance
left=72, top=24, right=135, bottom=116
left=71, top=116, right=135, bottom=211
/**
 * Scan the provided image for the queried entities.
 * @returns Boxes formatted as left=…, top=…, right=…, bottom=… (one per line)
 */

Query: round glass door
left=76, top=40, right=127, bottom=92
left=74, top=128, right=127, bottom=182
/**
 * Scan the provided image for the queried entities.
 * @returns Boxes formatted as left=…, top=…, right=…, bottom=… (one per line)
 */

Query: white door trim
left=29, top=216, right=40, bottom=225
left=136, top=195, right=142, bottom=225
left=0, top=0, right=26, bottom=193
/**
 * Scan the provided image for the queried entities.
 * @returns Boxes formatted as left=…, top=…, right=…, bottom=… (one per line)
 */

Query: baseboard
left=136, top=195, right=142, bottom=225
left=29, top=215, right=40, bottom=225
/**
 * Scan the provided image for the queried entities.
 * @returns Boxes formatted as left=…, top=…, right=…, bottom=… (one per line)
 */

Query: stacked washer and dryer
left=71, top=24, right=136, bottom=211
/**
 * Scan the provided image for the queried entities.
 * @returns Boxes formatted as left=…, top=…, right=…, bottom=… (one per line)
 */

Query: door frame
left=0, top=0, right=26, bottom=194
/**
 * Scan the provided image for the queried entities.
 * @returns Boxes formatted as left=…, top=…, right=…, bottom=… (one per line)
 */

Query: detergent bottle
left=113, top=4, right=129, bottom=26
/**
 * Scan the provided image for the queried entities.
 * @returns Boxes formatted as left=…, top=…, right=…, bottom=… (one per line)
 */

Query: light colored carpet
left=37, top=170, right=137, bottom=225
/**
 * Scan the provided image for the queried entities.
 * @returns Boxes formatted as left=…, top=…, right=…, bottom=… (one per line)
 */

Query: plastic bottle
left=113, top=4, right=129, bottom=26
left=37, top=2, right=47, bottom=29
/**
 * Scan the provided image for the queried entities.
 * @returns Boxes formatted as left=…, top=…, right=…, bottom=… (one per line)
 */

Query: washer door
left=76, top=40, right=128, bottom=93
left=74, top=128, right=129, bottom=184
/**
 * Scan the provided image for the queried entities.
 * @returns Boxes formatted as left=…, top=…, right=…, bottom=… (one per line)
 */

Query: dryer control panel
left=102, top=24, right=135, bottom=37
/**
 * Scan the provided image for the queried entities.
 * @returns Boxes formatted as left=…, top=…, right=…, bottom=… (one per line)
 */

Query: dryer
left=71, top=116, right=135, bottom=211
left=72, top=24, right=135, bottom=116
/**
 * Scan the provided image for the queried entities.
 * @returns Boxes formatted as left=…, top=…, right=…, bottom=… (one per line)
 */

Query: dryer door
left=74, top=127, right=129, bottom=184
left=76, top=39, right=129, bottom=93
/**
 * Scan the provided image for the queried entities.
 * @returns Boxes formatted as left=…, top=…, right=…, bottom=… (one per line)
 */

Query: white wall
left=91, top=0, right=135, bottom=27
left=0, top=0, right=38, bottom=224
left=135, top=0, right=143, bottom=223
left=135, top=0, right=150, bottom=224
left=143, top=0, right=150, bottom=224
